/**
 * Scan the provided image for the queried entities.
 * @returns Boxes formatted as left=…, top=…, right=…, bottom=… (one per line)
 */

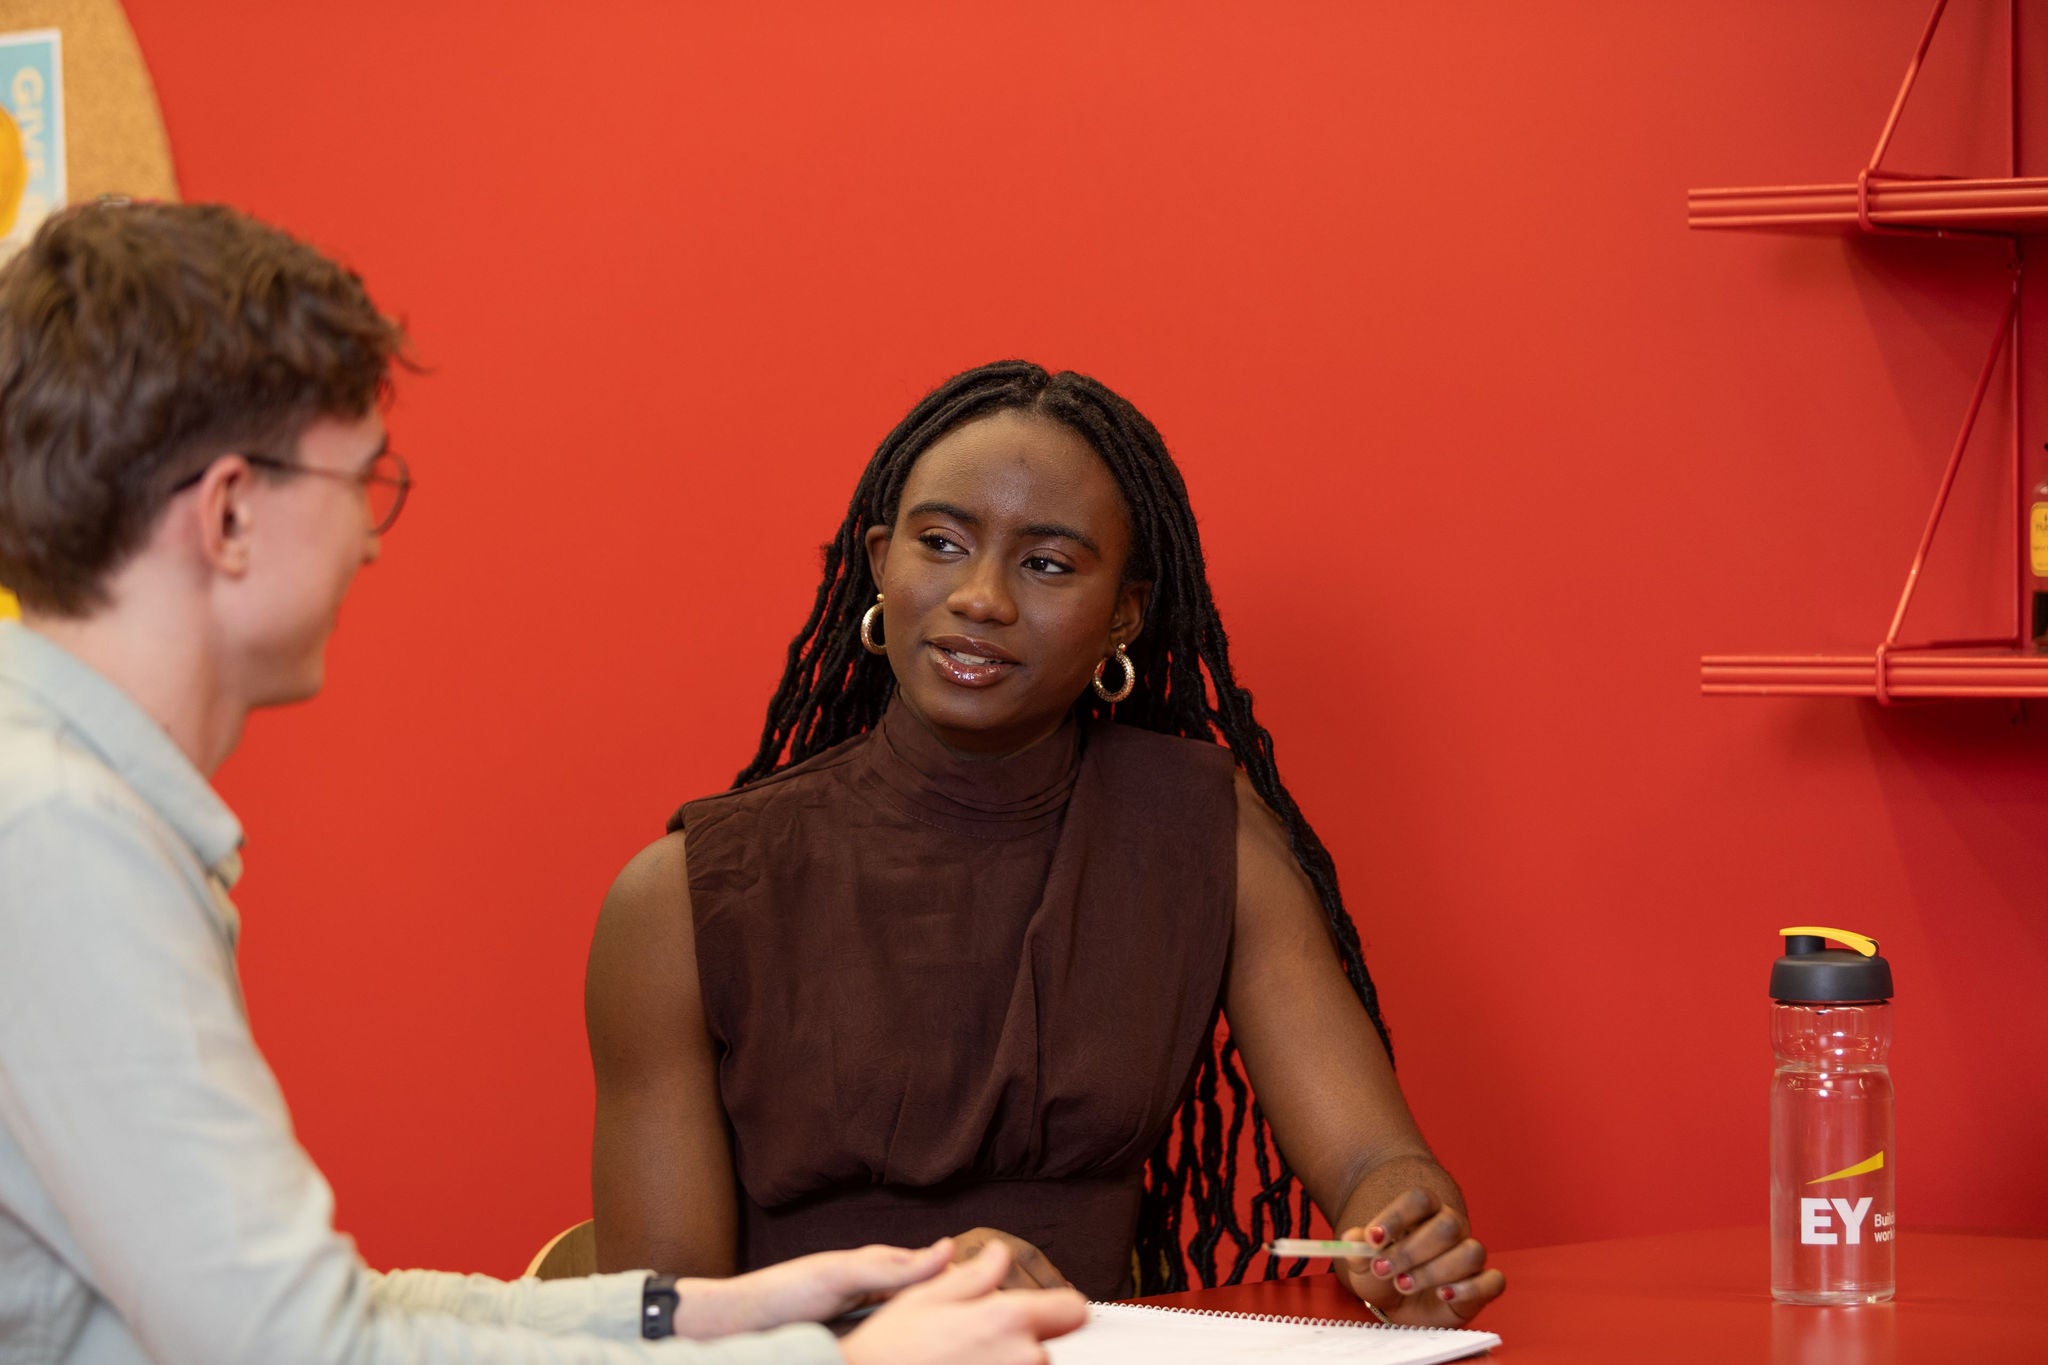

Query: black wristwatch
left=641, top=1274, right=679, bottom=1340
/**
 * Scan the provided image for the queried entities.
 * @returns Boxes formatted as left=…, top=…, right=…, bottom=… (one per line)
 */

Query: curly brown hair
left=0, top=200, right=406, bottom=616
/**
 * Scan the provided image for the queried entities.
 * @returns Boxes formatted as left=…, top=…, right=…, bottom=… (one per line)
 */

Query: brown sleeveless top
left=680, top=699, right=1237, bottom=1300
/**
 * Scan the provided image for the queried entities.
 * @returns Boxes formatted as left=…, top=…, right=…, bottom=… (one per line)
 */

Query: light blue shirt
left=0, top=622, right=837, bottom=1365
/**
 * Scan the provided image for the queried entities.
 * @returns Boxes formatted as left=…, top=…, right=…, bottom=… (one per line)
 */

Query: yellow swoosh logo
left=1807, top=1151, right=1884, bottom=1185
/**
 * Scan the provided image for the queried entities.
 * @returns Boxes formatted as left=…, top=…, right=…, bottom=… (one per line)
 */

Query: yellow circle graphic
left=0, top=104, right=24, bottom=239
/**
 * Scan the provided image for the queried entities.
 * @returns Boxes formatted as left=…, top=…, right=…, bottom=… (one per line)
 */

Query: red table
left=1139, top=1227, right=2048, bottom=1362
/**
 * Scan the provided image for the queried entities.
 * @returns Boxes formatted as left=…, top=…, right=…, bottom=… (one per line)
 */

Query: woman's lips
left=926, top=636, right=1019, bottom=688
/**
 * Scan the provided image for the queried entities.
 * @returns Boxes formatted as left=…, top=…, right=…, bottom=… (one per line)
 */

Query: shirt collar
left=0, top=621, right=245, bottom=886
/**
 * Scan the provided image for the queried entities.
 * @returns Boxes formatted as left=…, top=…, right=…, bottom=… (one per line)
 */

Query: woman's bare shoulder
left=603, top=828, right=692, bottom=923
left=588, top=829, right=696, bottom=1029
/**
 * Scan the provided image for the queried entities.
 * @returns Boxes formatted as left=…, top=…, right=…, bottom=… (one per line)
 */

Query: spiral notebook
left=1044, top=1302, right=1500, bottom=1364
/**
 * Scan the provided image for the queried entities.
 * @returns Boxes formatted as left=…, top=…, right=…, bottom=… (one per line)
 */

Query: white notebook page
left=1045, top=1302, right=1500, bottom=1365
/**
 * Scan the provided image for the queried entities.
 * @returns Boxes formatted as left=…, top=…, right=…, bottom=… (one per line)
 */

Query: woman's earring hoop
left=1092, top=643, right=1136, bottom=703
left=860, top=593, right=888, bottom=655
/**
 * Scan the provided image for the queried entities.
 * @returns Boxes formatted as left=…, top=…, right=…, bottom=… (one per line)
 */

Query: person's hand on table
left=948, top=1226, right=1074, bottom=1290
left=1336, top=1189, right=1505, bottom=1326
left=675, top=1239, right=957, bottom=1336
left=843, top=1241, right=1088, bottom=1365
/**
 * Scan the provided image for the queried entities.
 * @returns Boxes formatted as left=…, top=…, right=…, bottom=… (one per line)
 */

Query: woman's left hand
left=1335, top=1189, right=1505, bottom=1326
left=947, top=1226, right=1074, bottom=1290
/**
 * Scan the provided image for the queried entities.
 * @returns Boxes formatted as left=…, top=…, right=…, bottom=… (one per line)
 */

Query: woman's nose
left=946, top=557, right=1017, bottom=624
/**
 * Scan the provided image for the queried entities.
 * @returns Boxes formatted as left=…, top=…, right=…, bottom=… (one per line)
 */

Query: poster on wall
left=0, top=27, right=61, bottom=622
left=0, top=28, right=61, bottom=260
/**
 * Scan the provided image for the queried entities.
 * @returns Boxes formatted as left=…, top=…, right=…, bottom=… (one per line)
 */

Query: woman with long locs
left=585, top=360, right=1503, bottom=1325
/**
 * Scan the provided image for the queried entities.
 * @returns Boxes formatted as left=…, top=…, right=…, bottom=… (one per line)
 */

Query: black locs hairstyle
left=722, top=359, right=1389, bottom=1293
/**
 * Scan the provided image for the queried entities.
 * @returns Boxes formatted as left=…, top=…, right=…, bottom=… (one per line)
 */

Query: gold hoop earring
left=1092, top=643, right=1135, bottom=703
left=859, top=593, right=888, bottom=655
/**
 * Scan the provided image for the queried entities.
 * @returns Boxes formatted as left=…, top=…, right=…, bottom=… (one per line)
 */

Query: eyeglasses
left=246, top=452, right=412, bottom=534
left=170, top=449, right=413, bottom=534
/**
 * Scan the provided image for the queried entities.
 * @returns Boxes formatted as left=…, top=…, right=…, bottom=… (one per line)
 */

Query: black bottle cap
left=1770, top=929, right=1893, bottom=1004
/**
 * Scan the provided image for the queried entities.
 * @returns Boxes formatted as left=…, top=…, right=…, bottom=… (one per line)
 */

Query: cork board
left=0, top=0, right=174, bottom=619
left=0, top=0, right=175, bottom=203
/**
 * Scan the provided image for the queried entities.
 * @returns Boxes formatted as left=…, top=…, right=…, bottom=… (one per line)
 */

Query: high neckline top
left=680, top=704, right=1240, bottom=1300
left=859, top=698, right=1081, bottom=839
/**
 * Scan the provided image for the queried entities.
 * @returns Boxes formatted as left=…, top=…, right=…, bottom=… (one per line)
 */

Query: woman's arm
left=1222, top=773, right=1504, bottom=1324
left=586, top=831, right=739, bottom=1277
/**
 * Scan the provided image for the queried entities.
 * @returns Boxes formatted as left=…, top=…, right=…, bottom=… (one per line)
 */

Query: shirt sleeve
left=368, top=1268, right=650, bottom=1340
left=0, top=795, right=841, bottom=1365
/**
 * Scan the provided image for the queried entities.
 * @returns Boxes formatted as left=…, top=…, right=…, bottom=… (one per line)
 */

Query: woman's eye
left=1023, top=555, right=1073, bottom=575
left=918, top=532, right=963, bottom=554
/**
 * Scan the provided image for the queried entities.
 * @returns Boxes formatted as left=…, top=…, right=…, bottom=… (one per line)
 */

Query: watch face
left=642, top=1275, right=680, bottom=1340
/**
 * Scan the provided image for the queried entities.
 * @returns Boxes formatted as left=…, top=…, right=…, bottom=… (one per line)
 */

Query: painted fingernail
left=1439, top=1286, right=1457, bottom=1302
left=1395, top=1273, right=1415, bottom=1293
left=1366, top=1225, right=1388, bottom=1247
left=1371, top=1258, right=1392, bottom=1277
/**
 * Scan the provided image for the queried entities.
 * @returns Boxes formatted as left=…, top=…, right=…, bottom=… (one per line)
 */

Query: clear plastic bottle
left=1769, top=926, right=1895, bottom=1305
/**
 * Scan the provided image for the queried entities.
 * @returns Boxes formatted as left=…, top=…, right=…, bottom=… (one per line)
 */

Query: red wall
left=118, top=1, right=2048, bottom=1276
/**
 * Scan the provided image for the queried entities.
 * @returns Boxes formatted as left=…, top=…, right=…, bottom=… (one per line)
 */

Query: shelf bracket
left=1875, top=267, right=2022, bottom=705
left=1695, top=0, right=2040, bottom=701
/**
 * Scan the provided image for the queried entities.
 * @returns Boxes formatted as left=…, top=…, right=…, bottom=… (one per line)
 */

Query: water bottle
left=1770, top=926, right=1895, bottom=1304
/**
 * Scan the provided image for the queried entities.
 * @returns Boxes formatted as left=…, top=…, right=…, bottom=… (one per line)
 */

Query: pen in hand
left=1266, top=1237, right=1378, bottom=1259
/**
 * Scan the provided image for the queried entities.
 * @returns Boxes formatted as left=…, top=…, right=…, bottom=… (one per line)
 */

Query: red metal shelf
left=1703, top=647, right=2048, bottom=699
left=1694, top=0, right=2036, bottom=702
left=1688, top=176, right=2048, bottom=235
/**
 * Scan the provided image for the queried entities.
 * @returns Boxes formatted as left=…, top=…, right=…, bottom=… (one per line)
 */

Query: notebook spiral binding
left=1128, top=1305, right=1427, bottom=1331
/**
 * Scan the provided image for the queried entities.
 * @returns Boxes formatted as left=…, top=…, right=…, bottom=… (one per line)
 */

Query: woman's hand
left=948, top=1227, right=1074, bottom=1290
left=674, top=1240, right=956, bottom=1336
left=1335, top=1189, right=1505, bottom=1326
left=843, top=1242, right=1088, bottom=1365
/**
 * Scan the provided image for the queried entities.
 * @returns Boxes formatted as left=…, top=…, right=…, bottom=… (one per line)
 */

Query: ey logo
left=1799, top=1151, right=1889, bottom=1246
